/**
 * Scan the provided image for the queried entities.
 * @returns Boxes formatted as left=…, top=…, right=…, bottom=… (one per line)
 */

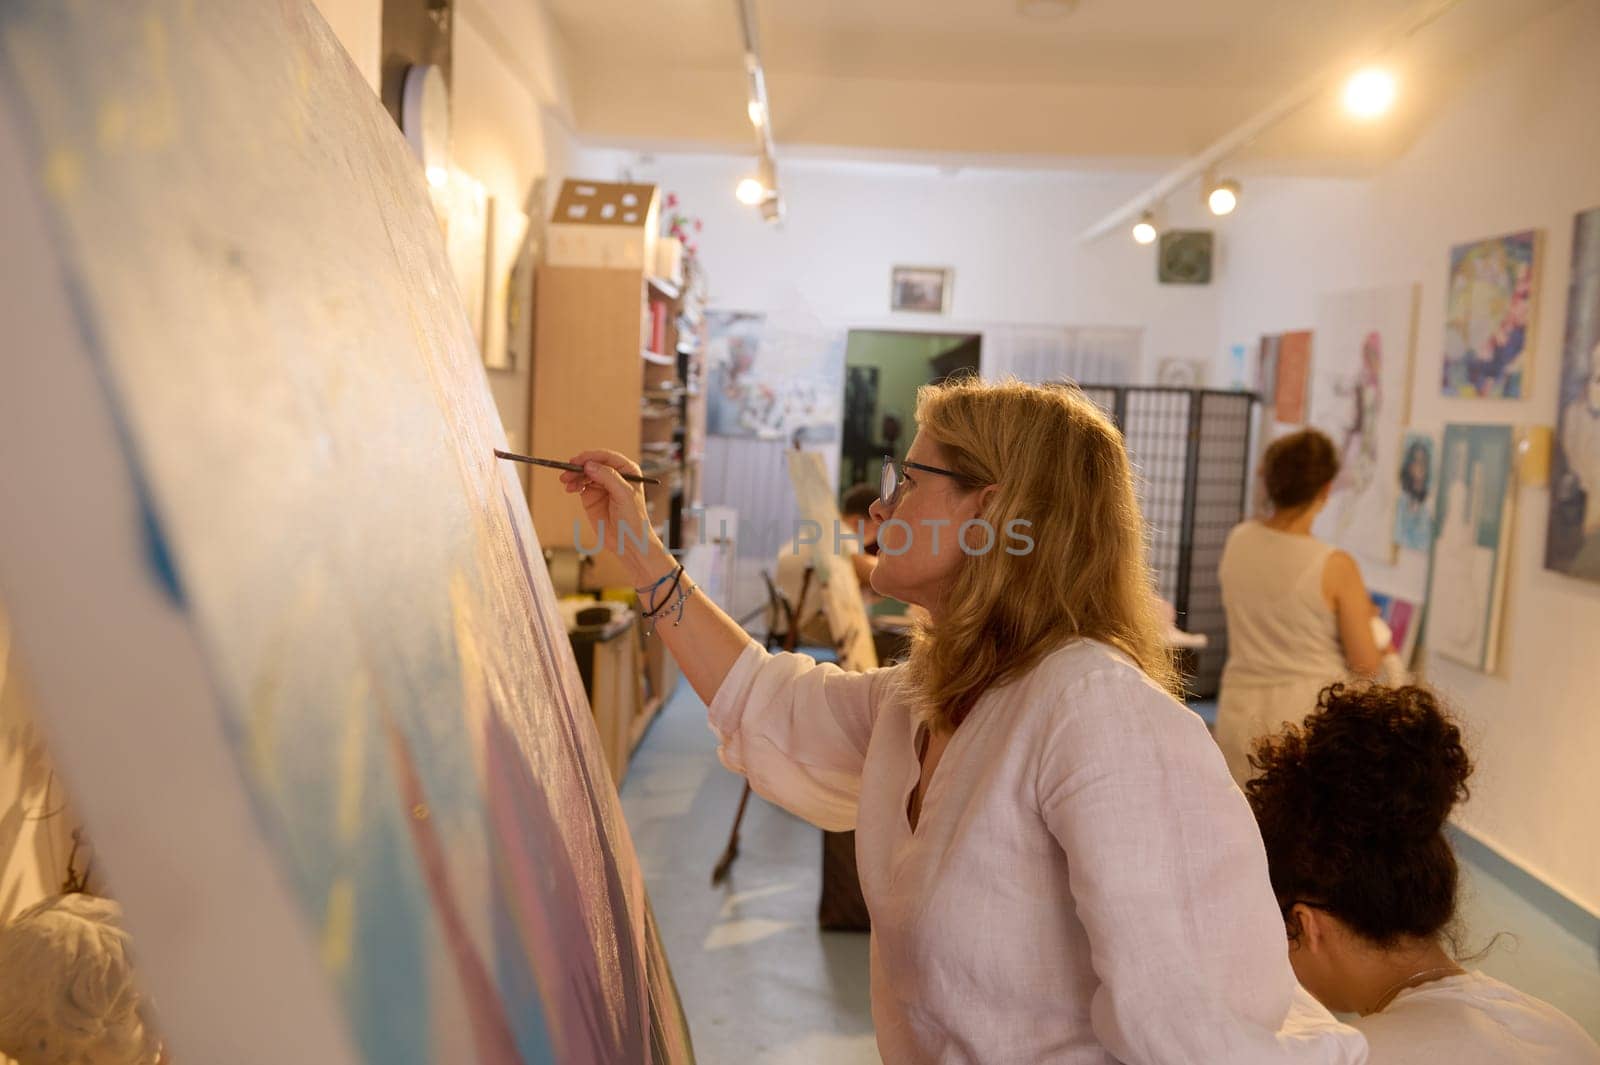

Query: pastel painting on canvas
left=1546, top=206, right=1600, bottom=583
left=0, top=3, right=689, bottom=1064
left=1441, top=230, right=1539, bottom=398
left=1309, top=284, right=1419, bottom=565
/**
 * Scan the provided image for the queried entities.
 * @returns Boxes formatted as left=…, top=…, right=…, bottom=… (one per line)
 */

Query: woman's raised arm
left=562, top=448, right=756, bottom=704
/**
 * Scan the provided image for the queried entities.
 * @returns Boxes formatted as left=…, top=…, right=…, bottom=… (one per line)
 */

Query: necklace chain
left=1363, top=964, right=1464, bottom=1016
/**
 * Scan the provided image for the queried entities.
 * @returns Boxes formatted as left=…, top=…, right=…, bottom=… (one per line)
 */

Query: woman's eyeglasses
left=879, top=455, right=968, bottom=509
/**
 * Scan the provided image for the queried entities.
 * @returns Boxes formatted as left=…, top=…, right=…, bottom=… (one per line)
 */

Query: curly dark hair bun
left=1261, top=428, right=1340, bottom=510
left=1245, top=684, right=1473, bottom=946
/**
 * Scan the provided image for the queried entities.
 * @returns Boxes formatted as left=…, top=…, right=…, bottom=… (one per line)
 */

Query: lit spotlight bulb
left=1344, top=68, right=1397, bottom=119
left=1132, top=213, right=1158, bottom=245
left=1207, top=179, right=1239, bottom=216
left=425, top=165, right=448, bottom=189
left=735, top=176, right=767, bottom=206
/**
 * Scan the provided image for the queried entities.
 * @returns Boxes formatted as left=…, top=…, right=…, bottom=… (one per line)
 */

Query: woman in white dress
left=1216, top=428, right=1386, bottom=785
left=561, top=378, right=1365, bottom=1064
left=1247, top=684, right=1600, bottom=1064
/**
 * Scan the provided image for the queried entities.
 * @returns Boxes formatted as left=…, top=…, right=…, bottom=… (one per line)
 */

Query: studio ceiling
left=546, top=0, right=1572, bottom=171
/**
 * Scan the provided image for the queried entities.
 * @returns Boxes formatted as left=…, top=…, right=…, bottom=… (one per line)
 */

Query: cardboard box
left=547, top=179, right=660, bottom=271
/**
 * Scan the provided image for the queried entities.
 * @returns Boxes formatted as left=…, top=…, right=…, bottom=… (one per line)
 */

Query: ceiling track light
left=734, top=0, right=783, bottom=223
left=1132, top=211, right=1158, bottom=245
left=1206, top=177, right=1240, bottom=216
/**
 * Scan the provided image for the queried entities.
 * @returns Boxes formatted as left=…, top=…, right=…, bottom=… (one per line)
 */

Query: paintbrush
left=494, top=448, right=661, bottom=486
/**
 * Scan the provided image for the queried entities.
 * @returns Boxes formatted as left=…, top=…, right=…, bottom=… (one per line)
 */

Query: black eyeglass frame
left=878, top=454, right=979, bottom=508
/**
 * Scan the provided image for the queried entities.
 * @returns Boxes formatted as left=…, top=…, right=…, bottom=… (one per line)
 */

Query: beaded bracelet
left=640, top=565, right=684, bottom=621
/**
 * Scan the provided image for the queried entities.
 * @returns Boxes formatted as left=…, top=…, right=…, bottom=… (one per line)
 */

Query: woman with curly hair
left=1247, top=684, right=1598, bottom=1063
left=563, top=378, right=1364, bottom=1064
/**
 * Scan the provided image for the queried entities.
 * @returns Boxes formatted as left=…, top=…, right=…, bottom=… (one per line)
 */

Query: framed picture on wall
left=890, top=266, right=952, bottom=314
left=1440, top=228, right=1541, bottom=398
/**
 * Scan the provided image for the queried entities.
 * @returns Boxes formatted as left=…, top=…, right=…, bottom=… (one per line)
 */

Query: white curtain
left=979, top=324, right=1142, bottom=387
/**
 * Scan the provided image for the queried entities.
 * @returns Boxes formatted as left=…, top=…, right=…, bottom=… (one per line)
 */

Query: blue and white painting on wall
left=1425, top=425, right=1515, bottom=673
left=1394, top=431, right=1437, bottom=554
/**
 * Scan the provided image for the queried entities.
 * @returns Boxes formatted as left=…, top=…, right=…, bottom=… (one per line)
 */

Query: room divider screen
left=1077, top=386, right=1259, bottom=699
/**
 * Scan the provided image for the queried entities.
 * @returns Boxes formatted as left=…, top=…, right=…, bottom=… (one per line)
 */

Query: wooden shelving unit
left=528, top=179, right=707, bottom=771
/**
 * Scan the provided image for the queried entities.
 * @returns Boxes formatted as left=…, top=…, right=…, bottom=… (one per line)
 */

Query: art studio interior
left=3, top=1, right=1600, bottom=1063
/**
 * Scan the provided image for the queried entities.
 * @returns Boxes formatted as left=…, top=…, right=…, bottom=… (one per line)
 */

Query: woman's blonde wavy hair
left=903, top=376, right=1178, bottom=732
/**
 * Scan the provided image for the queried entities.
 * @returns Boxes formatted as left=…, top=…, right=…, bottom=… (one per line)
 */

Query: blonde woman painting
left=562, top=378, right=1365, bottom=1065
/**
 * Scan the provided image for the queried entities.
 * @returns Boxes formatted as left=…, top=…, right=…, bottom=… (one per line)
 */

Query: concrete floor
left=622, top=682, right=1600, bottom=1062
left=619, top=680, right=879, bottom=1065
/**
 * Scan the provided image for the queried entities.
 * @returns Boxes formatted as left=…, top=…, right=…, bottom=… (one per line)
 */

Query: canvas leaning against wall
left=1441, top=229, right=1541, bottom=399
left=1425, top=425, right=1516, bottom=674
left=0, top=3, right=692, bottom=1064
left=1273, top=330, right=1312, bottom=425
left=1308, top=284, right=1420, bottom=565
left=1546, top=206, right=1600, bottom=583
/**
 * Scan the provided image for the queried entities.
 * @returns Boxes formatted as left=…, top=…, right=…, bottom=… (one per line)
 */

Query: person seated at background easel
left=773, top=483, right=886, bottom=648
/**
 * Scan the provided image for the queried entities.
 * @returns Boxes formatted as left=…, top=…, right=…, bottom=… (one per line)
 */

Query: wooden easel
left=710, top=565, right=812, bottom=885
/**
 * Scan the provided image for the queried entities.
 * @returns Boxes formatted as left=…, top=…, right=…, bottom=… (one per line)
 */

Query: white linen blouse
left=707, top=637, right=1368, bottom=1065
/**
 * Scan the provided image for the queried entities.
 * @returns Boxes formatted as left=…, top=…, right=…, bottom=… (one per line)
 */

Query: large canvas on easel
left=785, top=453, right=879, bottom=672
left=1308, top=284, right=1420, bottom=564
left=0, top=4, right=690, bottom=1064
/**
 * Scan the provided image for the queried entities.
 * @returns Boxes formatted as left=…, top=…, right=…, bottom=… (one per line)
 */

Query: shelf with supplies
left=527, top=178, right=708, bottom=777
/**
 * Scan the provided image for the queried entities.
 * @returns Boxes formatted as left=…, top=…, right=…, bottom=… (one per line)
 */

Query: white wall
left=1215, top=0, right=1600, bottom=916
left=312, top=0, right=577, bottom=464
left=574, top=150, right=1220, bottom=379
left=311, top=0, right=380, bottom=91
left=451, top=0, right=576, bottom=461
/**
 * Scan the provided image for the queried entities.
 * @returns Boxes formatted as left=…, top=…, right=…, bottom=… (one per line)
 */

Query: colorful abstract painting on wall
left=1309, top=284, right=1419, bottom=565
left=1441, top=230, right=1541, bottom=398
left=0, top=3, right=691, bottom=1064
left=1546, top=206, right=1600, bottom=584
left=1425, top=425, right=1515, bottom=673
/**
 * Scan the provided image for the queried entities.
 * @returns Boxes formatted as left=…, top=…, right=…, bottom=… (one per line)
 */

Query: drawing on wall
left=1274, top=331, right=1312, bottom=424
left=1441, top=229, right=1540, bottom=398
left=1156, top=357, right=1207, bottom=388
left=704, top=310, right=843, bottom=441
left=443, top=170, right=490, bottom=348
left=484, top=200, right=532, bottom=372
left=1369, top=589, right=1423, bottom=669
left=0, top=4, right=691, bottom=1064
left=1308, top=284, right=1419, bottom=564
left=1545, top=206, right=1600, bottom=583
left=1394, top=431, right=1437, bottom=554
left=1425, top=425, right=1515, bottom=673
